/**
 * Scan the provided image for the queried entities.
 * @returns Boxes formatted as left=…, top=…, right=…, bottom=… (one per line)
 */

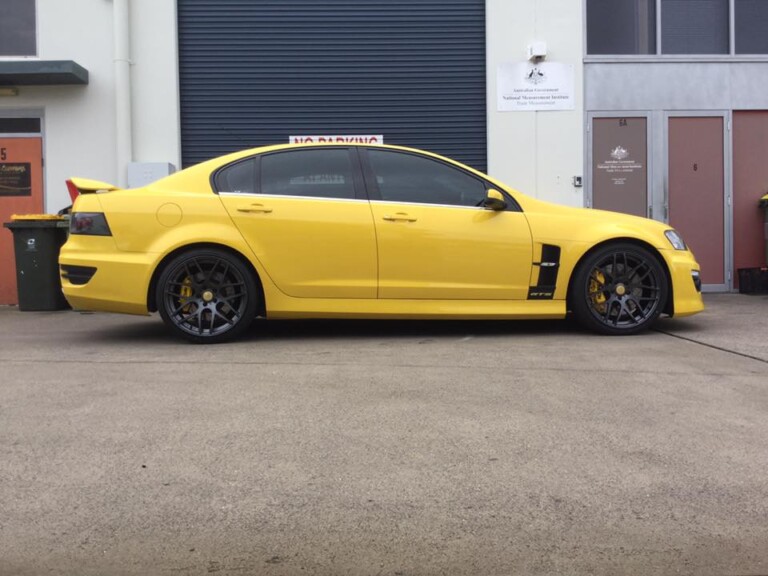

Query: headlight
left=664, top=229, right=687, bottom=251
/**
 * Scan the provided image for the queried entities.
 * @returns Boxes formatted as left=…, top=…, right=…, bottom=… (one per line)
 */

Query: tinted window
left=662, top=0, right=729, bottom=54
left=367, top=150, right=487, bottom=207
left=736, top=0, right=768, bottom=54
left=587, top=0, right=657, bottom=55
left=261, top=149, right=356, bottom=199
left=0, top=0, right=36, bottom=56
left=215, top=158, right=256, bottom=194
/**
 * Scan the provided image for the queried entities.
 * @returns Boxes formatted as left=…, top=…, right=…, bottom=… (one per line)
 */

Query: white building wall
left=486, top=0, right=584, bottom=206
left=130, top=0, right=181, bottom=167
left=3, top=1, right=582, bottom=213
left=0, top=0, right=180, bottom=214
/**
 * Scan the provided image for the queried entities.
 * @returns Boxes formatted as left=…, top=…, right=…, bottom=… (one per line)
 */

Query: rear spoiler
left=66, top=177, right=119, bottom=202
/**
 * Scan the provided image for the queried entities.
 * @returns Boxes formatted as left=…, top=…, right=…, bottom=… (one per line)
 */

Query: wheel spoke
left=213, top=306, right=237, bottom=326
left=171, top=300, right=194, bottom=317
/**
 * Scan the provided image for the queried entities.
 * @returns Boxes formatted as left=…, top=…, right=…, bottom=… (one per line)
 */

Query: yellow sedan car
left=60, top=144, right=703, bottom=343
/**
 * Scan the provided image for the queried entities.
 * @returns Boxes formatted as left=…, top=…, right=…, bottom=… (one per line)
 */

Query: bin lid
left=10, top=214, right=66, bottom=221
left=4, top=214, right=69, bottom=230
left=761, top=193, right=768, bottom=207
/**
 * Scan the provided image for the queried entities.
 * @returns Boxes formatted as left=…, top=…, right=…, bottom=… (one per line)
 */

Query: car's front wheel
left=156, top=248, right=258, bottom=343
left=571, top=243, right=668, bottom=335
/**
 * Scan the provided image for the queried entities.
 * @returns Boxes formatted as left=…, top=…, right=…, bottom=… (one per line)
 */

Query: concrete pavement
left=0, top=293, right=767, bottom=575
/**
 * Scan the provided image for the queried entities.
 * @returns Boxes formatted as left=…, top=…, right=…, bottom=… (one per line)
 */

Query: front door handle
left=237, top=204, right=273, bottom=214
left=382, top=212, right=417, bottom=222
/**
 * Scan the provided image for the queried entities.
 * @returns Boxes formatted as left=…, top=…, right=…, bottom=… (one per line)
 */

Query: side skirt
left=265, top=298, right=566, bottom=320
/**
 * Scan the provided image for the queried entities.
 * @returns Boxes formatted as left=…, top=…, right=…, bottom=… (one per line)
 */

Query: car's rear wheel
left=572, top=243, right=668, bottom=335
left=156, top=248, right=258, bottom=343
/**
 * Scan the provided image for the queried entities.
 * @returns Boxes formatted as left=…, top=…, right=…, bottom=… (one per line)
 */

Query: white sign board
left=497, top=62, right=574, bottom=111
left=290, top=135, right=384, bottom=144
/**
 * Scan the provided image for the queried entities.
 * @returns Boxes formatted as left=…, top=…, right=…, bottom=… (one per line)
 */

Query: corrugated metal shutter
left=177, top=0, right=486, bottom=171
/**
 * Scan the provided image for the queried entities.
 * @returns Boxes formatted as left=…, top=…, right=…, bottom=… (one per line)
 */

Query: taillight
left=70, top=212, right=112, bottom=236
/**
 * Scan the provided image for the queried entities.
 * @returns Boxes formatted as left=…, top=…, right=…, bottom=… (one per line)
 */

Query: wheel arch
left=565, top=238, right=674, bottom=316
left=147, top=242, right=267, bottom=317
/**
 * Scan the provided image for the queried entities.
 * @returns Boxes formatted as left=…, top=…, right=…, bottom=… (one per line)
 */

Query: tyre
left=571, top=243, right=668, bottom=335
left=156, top=248, right=258, bottom=343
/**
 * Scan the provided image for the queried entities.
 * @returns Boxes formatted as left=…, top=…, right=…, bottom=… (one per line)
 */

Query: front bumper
left=660, top=248, right=704, bottom=318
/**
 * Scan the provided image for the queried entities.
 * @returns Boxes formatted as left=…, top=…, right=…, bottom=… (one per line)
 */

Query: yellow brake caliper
left=180, top=277, right=194, bottom=312
left=590, top=270, right=607, bottom=313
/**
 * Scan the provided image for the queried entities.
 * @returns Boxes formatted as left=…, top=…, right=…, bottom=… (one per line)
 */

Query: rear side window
left=367, top=149, right=487, bottom=207
left=260, top=149, right=356, bottom=199
left=215, top=158, right=256, bottom=194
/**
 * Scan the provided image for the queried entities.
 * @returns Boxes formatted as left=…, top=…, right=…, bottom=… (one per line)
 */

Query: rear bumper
left=59, top=241, right=154, bottom=315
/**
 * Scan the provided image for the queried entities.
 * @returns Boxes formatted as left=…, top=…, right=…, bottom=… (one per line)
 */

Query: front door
left=667, top=116, right=727, bottom=289
left=0, top=136, right=44, bottom=305
left=363, top=148, right=532, bottom=300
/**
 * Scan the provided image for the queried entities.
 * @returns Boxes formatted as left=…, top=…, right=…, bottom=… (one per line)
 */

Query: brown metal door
left=668, top=117, right=725, bottom=286
left=0, top=137, right=44, bottom=305
left=733, top=111, right=768, bottom=282
left=592, top=117, right=648, bottom=217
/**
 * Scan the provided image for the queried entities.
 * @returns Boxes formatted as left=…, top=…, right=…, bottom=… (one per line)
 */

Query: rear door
left=218, top=147, right=377, bottom=298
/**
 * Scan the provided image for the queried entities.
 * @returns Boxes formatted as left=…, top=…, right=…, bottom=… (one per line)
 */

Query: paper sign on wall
left=497, top=62, right=575, bottom=112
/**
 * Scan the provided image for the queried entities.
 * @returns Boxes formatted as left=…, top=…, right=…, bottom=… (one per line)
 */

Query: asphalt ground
left=1, top=293, right=767, bottom=576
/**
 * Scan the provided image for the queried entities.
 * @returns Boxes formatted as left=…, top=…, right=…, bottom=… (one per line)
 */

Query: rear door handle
left=382, top=212, right=417, bottom=222
left=237, top=204, right=273, bottom=214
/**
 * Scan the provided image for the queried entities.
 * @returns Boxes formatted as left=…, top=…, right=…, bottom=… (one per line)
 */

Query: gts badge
left=528, top=288, right=555, bottom=300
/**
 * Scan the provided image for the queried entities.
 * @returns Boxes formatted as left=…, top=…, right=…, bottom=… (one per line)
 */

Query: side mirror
left=483, top=189, right=507, bottom=211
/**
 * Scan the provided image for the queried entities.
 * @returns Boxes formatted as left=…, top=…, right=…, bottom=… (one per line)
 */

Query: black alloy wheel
left=572, top=243, right=668, bottom=335
left=156, top=249, right=258, bottom=343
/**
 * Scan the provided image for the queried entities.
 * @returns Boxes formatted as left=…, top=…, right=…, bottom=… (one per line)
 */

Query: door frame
left=586, top=111, right=653, bottom=216
left=0, top=109, right=46, bottom=211
left=664, top=110, right=732, bottom=292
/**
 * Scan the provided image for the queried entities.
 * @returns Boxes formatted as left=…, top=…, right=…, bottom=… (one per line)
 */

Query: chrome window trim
left=369, top=199, right=491, bottom=211
left=218, top=192, right=367, bottom=203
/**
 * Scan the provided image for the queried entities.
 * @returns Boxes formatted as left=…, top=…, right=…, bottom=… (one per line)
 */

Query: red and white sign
left=290, top=135, right=384, bottom=144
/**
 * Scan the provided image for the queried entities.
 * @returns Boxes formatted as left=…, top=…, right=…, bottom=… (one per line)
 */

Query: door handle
left=237, top=204, right=273, bottom=214
left=382, top=212, right=417, bottom=222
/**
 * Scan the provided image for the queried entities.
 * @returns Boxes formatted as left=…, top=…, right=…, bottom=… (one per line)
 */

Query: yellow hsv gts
left=60, top=144, right=703, bottom=343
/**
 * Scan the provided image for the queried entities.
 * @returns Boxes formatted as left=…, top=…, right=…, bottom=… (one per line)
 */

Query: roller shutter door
left=177, top=0, right=486, bottom=171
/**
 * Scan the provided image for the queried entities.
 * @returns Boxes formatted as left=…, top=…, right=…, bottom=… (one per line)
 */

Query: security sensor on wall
left=527, top=42, right=547, bottom=61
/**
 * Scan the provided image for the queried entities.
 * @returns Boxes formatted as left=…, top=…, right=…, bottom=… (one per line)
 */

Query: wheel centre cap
left=202, top=289, right=215, bottom=302
left=615, top=284, right=627, bottom=296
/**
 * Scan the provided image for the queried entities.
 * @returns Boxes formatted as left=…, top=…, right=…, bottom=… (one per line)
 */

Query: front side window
left=0, top=0, right=36, bottom=56
left=587, top=0, right=657, bottom=55
left=260, top=149, right=356, bottom=199
left=367, top=150, right=487, bottom=207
